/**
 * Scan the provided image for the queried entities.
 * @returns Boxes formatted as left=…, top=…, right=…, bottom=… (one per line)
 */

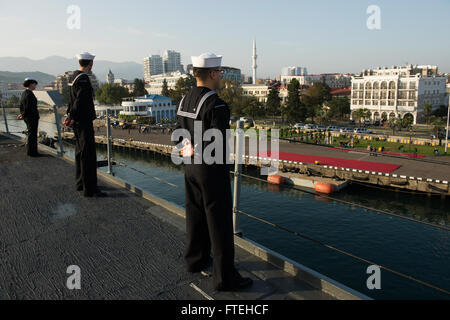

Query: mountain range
left=0, top=71, right=56, bottom=87
left=0, top=56, right=144, bottom=84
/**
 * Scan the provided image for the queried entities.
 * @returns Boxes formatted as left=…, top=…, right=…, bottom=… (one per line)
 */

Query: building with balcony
left=281, top=74, right=351, bottom=88
left=350, top=65, right=448, bottom=124
left=121, top=94, right=175, bottom=123
left=222, top=66, right=242, bottom=84
left=144, top=55, right=164, bottom=82
left=241, top=84, right=270, bottom=103
left=145, top=71, right=189, bottom=95
left=163, top=50, right=182, bottom=74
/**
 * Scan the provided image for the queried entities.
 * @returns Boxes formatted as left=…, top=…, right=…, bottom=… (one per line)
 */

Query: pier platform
left=0, top=133, right=368, bottom=300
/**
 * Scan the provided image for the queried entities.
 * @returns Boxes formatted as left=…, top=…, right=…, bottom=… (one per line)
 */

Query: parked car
left=327, top=126, right=341, bottom=132
left=430, top=133, right=446, bottom=139
left=316, top=125, right=327, bottom=130
left=349, top=120, right=356, bottom=125
left=354, top=128, right=373, bottom=134
left=293, top=123, right=304, bottom=129
left=239, top=117, right=251, bottom=123
left=303, top=124, right=317, bottom=130
left=340, top=127, right=353, bottom=133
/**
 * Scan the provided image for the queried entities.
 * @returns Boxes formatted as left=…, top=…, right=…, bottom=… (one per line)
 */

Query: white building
left=145, top=71, right=188, bottom=95
left=282, top=66, right=308, bottom=76
left=144, top=55, right=164, bottom=82
left=281, top=74, right=351, bottom=88
left=121, top=94, right=176, bottom=123
left=163, top=50, right=182, bottom=73
left=350, top=65, right=448, bottom=124
left=241, top=84, right=270, bottom=103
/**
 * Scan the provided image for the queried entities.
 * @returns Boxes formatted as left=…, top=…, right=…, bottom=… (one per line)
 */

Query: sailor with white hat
left=65, top=52, right=106, bottom=198
left=76, top=52, right=96, bottom=61
left=173, top=52, right=253, bottom=292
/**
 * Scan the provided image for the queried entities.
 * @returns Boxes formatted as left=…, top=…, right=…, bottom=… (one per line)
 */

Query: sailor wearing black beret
left=18, top=78, right=40, bottom=157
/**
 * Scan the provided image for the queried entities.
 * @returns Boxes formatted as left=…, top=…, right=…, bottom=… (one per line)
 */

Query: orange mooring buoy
left=315, top=182, right=335, bottom=194
left=268, top=175, right=285, bottom=185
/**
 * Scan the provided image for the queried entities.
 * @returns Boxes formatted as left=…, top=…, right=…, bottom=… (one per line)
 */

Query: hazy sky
left=1, top=0, right=449, bottom=77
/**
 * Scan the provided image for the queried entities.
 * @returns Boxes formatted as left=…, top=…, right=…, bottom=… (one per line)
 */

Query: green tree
left=218, top=79, right=245, bottom=117
left=61, top=85, right=70, bottom=105
left=242, top=96, right=263, bottom=119
left=431, top=117, right=445, bottom=138
left=96, top=83, right=130, bottom=105
left=6, top=95, right=19, bottom=107
left=284, top=78, right=306, bottom=124
left=355, top=108, right=371, bottom=127
left=303, top=82, right=332, bottom=123
left=168, top=74, right=196, bottom=106
left=326, top=96, right=350, bottom=119
left=131, top=78, right=148, bottom=97
left=161, top=79, right=170, bottom=97
left=387, top=117, right=402, bottom=135
left=423, top=102, right=433, bottom=125
left=265, top=87, right=281, bottom=122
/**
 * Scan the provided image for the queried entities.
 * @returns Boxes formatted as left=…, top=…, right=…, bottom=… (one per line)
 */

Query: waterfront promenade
left=0, top=133, right=363, bottom=300
left=93, top=127, right=450, bottom=181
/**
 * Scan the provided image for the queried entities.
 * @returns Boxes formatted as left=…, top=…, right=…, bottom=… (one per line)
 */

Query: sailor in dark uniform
left=173, top=53, right=252, bottom=291
left=65, top=52, right=106, bottom=198
left=18, top=78, right=40, bottom=157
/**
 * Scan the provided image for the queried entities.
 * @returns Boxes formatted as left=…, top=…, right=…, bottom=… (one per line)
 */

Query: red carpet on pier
left=255, top=151, right=401, bottom=173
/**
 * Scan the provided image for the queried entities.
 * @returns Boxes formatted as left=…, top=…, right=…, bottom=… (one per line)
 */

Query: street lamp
left=445, top=95, right=449, bottom=154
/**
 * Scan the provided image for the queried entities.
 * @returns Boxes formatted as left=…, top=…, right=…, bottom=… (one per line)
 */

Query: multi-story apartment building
left=55, top=70, right=99, bottom=95
left=143, top=55, right=164, bottom=82
left=222, top=67, right=242, bottom=84
left=145, top=71, right=188, bottom=95
left=281, top=66, right=308, bottom=76
left=163, top=50, right=182, bottom=74
left=350, top=65, right=448, bottom=124
left=281, top=74, right=351, bottom=88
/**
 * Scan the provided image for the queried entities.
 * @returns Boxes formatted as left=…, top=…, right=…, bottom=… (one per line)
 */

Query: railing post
left=53, top=105, right=64, bottom=156
left=106, top=109, right=114, bottom=175
left=233, top=120, right=244, bottom=236
left=445, top=95, right=449, bottom=154
left=1, top=99, right=9, bottom=134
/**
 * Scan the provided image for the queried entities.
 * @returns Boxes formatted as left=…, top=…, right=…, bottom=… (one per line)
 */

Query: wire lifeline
left=113, top=159, right=184, bottom=190
left=236, top=208, right=450, bottom=296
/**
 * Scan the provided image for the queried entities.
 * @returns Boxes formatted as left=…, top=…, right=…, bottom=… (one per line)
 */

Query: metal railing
left=0, top=102, right=65, bottom=156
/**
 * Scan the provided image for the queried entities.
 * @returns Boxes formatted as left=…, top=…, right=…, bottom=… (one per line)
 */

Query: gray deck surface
left=0, top=134, right=336, bottom=300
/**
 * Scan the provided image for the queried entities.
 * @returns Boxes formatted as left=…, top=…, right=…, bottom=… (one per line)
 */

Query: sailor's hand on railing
left=63, top=117, right=74, bottom=127
left=181, top=138, right=194, bottom=157
left=17, top=114, right=23, bottom=120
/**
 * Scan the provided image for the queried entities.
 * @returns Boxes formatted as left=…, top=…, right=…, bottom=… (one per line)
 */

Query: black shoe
left=28, top=153, right=42, bottom=157
left=215, top=277, right=253, bottom=292
left=84, top=190, right=108, bottom=198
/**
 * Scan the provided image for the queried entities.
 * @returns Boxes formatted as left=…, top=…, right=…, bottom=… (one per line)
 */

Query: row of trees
left=96, top=79, right=148, bottom=105
left=277, top=79, right=350, bottom=124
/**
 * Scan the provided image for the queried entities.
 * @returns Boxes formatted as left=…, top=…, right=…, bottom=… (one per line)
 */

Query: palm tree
left=424, top=103, right=433, bottom=125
